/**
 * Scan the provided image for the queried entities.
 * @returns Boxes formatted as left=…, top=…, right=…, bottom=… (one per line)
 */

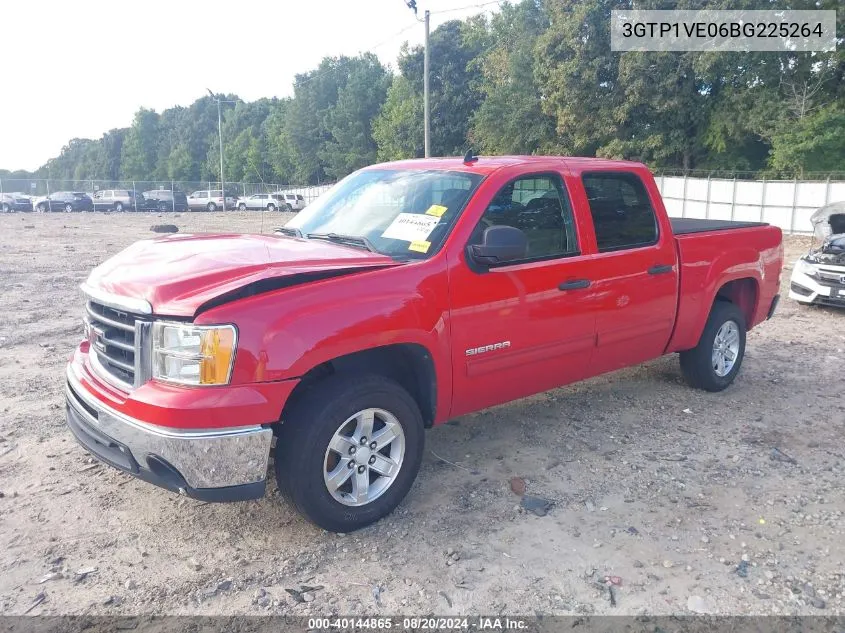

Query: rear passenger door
left=575, top=171, right=678, bottom=374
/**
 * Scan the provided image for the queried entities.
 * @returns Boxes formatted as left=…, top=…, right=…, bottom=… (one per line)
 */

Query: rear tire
left=206, top=202, right=217, bottom=212
left=1, top=203, right=10, bottom=213
left=680, top=300, right=746, bottom=392
left=114, top=202, right=124, bottom=212
left=64, top=203, right=74, bottom=213
left=275, top=374, right=425, bottom=532
left=159, top=202, right=168, bottom=212
left=267, top=203, right=276, bottom=212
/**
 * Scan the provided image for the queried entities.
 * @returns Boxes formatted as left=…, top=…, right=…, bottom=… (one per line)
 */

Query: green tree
left=375, top=20, right=485, bottom=159
left=320, top=54, right=390, bottom=178
left=470, top=0, right=557, bottom=154
left=120, top=108, right=161, bottom=180
left=373, top=73, right=424, bottom=161
left=768, top=103, right=845, bottom=175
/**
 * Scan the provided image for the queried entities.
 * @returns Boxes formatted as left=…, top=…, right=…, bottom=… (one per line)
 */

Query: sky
left=0, top=0, right=500, bottom=172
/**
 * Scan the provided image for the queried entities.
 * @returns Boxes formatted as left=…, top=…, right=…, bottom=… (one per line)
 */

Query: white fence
left=656, top=175, right=845, bottom=234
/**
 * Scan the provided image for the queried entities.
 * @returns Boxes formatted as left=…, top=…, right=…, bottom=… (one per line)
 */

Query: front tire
left=64, top=203, right=74, bottom=213
left=680, top=300, right=746, bottom=392
left=114, top=202, right=124, bottom=212
left=238, top=203, right=247, bottom=211
left=1, top=203, right=10, bottom=213
left=267, top=203, right=276, bottom=212
left=275, top=374, right=425, bottom=532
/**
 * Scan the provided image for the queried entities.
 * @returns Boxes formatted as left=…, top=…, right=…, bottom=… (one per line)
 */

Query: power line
left=429, top=0, right=503, bottom=16
left=288, top=20, right=422, bottom=92
left=370, top=20, right=421, bottom=52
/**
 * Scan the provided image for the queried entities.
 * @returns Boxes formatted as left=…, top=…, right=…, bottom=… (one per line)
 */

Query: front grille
left=816, top=269, right=845, bottom=290
left=85, top=300, right=140, bottom=389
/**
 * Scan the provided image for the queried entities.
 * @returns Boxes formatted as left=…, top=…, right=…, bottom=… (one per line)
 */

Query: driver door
left=447, top=172, right=599, bottom=417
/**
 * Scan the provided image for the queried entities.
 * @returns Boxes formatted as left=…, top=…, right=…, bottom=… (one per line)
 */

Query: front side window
left=469, top=174, right=578, bottom=261
left=582, top=172, right=658, bottom=252
left=286, top=169, right=484, bottom=259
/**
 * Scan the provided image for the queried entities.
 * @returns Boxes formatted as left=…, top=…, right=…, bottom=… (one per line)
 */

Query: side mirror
left=468, top=225, right=528, bottom=266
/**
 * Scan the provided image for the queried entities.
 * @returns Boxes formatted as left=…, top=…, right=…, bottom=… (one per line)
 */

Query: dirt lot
left=0, top=211, right=843, bottom=617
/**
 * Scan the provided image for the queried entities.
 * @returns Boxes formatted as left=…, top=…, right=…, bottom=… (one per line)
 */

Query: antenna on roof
left=463, top=149, right=478, bottom=164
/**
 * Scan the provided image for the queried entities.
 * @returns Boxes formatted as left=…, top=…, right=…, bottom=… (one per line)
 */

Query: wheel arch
left=714, top=277, right=759, bottom=326
left=280, top=343, right=437, bottom=429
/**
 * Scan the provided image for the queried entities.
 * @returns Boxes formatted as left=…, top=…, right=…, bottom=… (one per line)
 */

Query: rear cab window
left=581, top=171, right=658, bottom=252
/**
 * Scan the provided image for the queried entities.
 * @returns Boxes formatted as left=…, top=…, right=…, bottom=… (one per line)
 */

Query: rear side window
left=582, top=172, right=658, bottom=252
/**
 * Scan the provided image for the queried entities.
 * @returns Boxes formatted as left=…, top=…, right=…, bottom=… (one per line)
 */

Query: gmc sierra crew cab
left=65, top=156, right=783, bottom=532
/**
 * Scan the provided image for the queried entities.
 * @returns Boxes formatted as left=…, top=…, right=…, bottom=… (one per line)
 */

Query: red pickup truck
left=66, top=156, right=782, bottom=532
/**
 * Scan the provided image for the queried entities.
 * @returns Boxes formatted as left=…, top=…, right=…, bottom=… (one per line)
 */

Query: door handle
left=648, top=264, right=674, bottom=275
left=558, top=279, right=591, bottom=291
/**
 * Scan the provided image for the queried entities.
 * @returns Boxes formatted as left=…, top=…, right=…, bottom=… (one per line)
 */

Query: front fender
left=198, top=260, right=453, bottom=413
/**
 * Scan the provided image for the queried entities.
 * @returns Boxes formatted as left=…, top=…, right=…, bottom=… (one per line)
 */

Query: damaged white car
left=789, top=201, right=845, bottom=307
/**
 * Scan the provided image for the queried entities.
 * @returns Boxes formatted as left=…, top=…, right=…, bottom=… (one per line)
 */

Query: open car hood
left=84, top=233, right=397, bottom=317
left=811, top=201, right=845, bottom=239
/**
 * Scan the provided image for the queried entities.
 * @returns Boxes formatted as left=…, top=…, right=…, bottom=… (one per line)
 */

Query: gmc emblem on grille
left=89, top=325, right=106, bottom=352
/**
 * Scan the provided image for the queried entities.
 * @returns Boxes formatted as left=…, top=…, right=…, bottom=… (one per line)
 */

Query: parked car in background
left=789, top=201, right=845, bottom=308
left=35, top=191, right=94, bottom=212
left=236, top=193, right=290, bottom=212
left=274, top=192, right=306, bottom=211
left=143, top=190, right=189, bottom=212
left=92, top=189, right=149, bottom=212
left=1, top=192, right=34, bottom=212
left=187, top=190, right=237, bottom=211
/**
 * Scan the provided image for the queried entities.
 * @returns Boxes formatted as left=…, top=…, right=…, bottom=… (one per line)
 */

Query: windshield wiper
left=306, top=232, right=377, bottom=252
left=275, top=226, right=303, bottom=238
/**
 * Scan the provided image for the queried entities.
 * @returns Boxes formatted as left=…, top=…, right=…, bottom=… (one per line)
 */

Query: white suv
left=274, top=192, right=306, bottom=211
left=187, top=190, right=237, bottom=211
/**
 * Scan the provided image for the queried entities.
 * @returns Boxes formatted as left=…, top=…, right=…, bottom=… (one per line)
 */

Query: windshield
left=285, top=169, right=483, bottom=258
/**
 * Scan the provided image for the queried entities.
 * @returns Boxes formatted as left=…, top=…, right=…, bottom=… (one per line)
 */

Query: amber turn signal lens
left=199, top=327, right=236, bottom=385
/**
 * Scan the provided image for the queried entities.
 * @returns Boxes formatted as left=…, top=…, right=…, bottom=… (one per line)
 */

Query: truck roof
left=369, top=155, right=648, bottom=176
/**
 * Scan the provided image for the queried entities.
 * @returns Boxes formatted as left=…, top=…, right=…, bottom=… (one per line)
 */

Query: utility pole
left=207, top=89, right=227, bottom=196
left=405, top=1, right=430, bottom=157
left=423, top=9, right=430, bottom=158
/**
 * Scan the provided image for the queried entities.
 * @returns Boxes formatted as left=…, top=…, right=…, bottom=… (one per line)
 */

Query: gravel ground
left=0, top=211, right=843, bottom=617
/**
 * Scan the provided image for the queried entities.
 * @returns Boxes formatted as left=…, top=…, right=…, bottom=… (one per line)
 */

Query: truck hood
left=84, top=233, right=398, bottom=317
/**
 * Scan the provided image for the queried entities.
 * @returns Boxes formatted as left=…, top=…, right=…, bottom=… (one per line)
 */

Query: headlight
left=152, top=322, right=237, bottom=386
left=794, top=258, right=818, bottom=278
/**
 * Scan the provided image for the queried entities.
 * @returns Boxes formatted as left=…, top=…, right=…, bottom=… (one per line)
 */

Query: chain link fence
left=5, top=171, right=845, bottom=236
left=0, top=178, right=334, bottom=209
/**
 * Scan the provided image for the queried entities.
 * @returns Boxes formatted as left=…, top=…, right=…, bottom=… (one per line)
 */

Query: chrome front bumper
left=65, top=367, right=273, bottom=502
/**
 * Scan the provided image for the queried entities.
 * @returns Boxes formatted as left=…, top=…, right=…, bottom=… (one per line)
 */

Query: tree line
left=3, top=0, right=843, bottom=187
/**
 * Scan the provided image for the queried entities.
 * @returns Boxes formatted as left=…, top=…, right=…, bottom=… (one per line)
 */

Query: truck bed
left=671, top=218, right=768, bottom=235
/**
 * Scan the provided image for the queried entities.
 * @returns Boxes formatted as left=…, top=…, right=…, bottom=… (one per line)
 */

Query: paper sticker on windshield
left=408, top=240, right=431, bottom=253
left=381, top=213, right=440, bottom=242
left=425, top=204, right=448, bottom=218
